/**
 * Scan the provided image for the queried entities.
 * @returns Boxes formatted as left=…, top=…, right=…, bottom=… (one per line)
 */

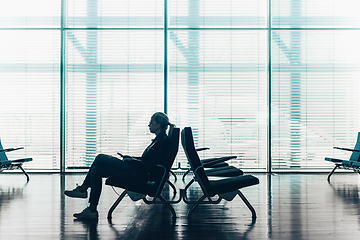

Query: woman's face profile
left=148, top=117, right=160, bottom=134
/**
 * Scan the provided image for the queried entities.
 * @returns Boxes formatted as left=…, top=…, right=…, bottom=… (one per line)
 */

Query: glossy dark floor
left=1, top=172, right=360, bottom=239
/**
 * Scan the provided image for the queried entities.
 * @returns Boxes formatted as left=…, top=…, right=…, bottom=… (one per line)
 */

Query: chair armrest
left=196, top=147, right=210, bottom=151
left=0, top=147, right=24, bottom=153
left=201, top=156, right=237, bottom=164
left=202, top=156, right=237, bottom=167
left=333, top=147, right=360, bottom=152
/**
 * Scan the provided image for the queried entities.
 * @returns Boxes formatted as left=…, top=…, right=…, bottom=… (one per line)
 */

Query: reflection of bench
left=0, top=139, right=32, bottom=182
left=325, top=132, right=360, bottom=182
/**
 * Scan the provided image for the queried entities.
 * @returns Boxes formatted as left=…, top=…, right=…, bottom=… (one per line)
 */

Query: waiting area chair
left=180, top=127, right=259, bottom=219
left=180, top=129, right=244, bottom=193
left=325, top=132, right=360, bottom=182
left=0, top=139, right=32, bottom=181
left=105, top=128, right=181, bottom=220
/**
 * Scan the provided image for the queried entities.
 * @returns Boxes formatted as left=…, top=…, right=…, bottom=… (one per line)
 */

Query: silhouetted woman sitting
left=64, top=112, right=175, bottom=219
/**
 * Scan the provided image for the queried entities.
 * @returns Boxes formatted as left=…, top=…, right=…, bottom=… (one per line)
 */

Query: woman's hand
left=117, top=152, right=133, bottom=159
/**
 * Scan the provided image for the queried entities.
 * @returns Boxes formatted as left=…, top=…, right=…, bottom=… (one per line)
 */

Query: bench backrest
left=350, top=132, right=360, bottom=162
left=181, top=127, right=212, bottom=196
left=0, top=139, right=9, bottom=162
left=150, top=127, right=180, bottom=197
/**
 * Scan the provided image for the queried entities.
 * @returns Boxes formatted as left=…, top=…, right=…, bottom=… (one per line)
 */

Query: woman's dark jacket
left=127, top=131, right=170, bottom=185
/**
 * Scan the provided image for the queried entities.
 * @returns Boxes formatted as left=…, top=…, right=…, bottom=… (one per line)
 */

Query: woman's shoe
left=64, top=185, right=88, bottom=198
left=73, top=207, right=99, bottom=219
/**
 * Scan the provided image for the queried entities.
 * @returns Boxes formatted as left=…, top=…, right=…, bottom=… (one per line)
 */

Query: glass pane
left=168, top=30, right=268, bottom=170
left=271, top=30, right=360, bottom=169
left=65, top=30, right=164, bottom=168
left=272, top=0, right=360, bottom=28
left=0, top=30, right=61, bottom=170
left=65, top=0, right=163, bottom=28
left=169, top=0, right=268, bottom=28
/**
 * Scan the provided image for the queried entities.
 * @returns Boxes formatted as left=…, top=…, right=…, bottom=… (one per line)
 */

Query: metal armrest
left=202, top=156, right=237, bottom=164
left=202, top=156, right=237, bottom=167
left=333, top=147, right=360, bottom=152
left=196, top=147, right=210, bottom=151
left=0, top=147, right=24, bottom=153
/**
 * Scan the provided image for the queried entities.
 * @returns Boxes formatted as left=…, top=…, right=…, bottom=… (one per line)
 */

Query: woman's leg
left=66, top=153, right=136, bottom=219
left=80, top=154, right=110, bottom=191
left=81, top=154, right=136, bottom=208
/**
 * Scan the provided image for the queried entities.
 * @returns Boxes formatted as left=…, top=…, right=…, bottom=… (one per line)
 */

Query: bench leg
left=167, top=180, right=177, bottom=197
left=107, top=190, right=127, bottom=220
left=182, top=169, right=191, bottom=181
left=327, top=165, right=339, bottom=182
left=18, top=165, right=29, bottom=182
left=237, top=190, right=257, bottom=220
left=187, top=195, right=206, bottom=218
left=169, top=170, right=177, bottom=181
left=158, top=195, right=177, bottom=219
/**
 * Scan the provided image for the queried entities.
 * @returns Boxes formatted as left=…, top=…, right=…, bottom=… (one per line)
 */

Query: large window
left=0, top=0, right=61, bottom=170
left=0, top=0, right=359, bottom=171
left=64, top=0, right=164, bottom=168
left=168, top=0, right=268, bottom=170
left=271, top=0, right=360, bottom=170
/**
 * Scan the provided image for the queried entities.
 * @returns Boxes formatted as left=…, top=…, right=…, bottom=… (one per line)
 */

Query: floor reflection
left=329, top=178, right=360, bottom=226
left=0, top=174, right=27, bottom=211
left=74, top=219, right=99, bottom=240
left=1, top=173, right=360, bottom=239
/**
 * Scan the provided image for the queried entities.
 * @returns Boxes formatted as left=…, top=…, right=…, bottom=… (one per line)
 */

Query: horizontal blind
left=168, top=30, right=268, bottom=170
left=271, top=30, right=360, bottom=169
left=65, top=0, right=163, bottom=28
left=64, top=0, right=164, bottom=168
left=65, top=30, right=164, bottom=168
left=272, top=0, right=360, bottom=28
left=0, top=0, right=60, bottom=28
left=0, top=30, right=61, bottom=170
left=168, top=0, right=269, bottom=170
left=169, top=0, right=268, bottom=28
